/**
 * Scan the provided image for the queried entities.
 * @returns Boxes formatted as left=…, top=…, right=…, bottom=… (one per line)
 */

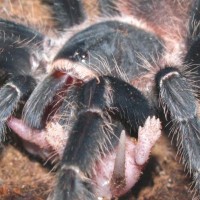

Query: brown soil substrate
left=0, top=144, right=54, bottom=200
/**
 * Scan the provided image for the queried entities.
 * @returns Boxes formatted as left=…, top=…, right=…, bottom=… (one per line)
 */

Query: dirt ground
left=0, top=0, right=196, bottom=199
left=0, top=134, right=194, bottom=200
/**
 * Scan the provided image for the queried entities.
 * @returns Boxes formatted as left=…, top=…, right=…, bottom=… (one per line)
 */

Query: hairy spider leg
left=155, top=66, right=200, bottom=195
left=176, top=0, right=200, bottom=195
left=50, top=76, right=153, bottom=200
left=23, top=71, right=73, bottom=129
left=0, top=19, right=45, bottom=140
left=41, top=0, right=86, bottom=30
left=98, top=0, right=120, bottom=17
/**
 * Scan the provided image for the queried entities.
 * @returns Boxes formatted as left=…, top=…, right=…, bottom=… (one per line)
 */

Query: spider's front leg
left=0, top=18, right=48, bottom=140
left=160, top=0, right=200, bottom=195
left=42, top=0, right=85, bottom=30
left=155, top=66, right=200, bottom=185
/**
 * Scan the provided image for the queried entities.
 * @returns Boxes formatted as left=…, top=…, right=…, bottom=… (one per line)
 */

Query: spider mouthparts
left=52, top=58, right=98, bottom=83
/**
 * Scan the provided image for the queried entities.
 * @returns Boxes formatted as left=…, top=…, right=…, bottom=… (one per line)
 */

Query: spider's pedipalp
left=22, top=71, right=71, bottom=129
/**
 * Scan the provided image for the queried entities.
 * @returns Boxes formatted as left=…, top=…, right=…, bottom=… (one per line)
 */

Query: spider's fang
left=110, top=130, right=126, bottom=193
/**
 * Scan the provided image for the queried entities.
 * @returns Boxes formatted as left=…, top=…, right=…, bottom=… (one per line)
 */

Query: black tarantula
left=1, top=0, right=200, bottom=199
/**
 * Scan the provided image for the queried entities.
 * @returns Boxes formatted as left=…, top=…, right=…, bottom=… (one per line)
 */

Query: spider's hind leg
left=41, top=0, right=86, bottom=30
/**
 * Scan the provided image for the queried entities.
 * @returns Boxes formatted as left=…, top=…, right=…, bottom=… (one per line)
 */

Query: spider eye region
left=55, top=20, right=164, bottom=78
left=73, top=49, right=89, bottom=63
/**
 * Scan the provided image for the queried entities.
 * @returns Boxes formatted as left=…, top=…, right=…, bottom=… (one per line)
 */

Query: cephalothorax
left=1, top=0, right=200, bottom=199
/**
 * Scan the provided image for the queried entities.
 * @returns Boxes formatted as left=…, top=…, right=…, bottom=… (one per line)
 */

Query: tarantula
left=1, top=0, right=200, bottom=199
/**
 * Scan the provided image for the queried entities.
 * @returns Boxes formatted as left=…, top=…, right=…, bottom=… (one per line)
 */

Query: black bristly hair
left=50, top=75, right=152, bottom=200
left=42, top=0, right=86, bottom=30
left=2, top=0, right=200, bottom=199
left=0, top=18, right=45, bottom=140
